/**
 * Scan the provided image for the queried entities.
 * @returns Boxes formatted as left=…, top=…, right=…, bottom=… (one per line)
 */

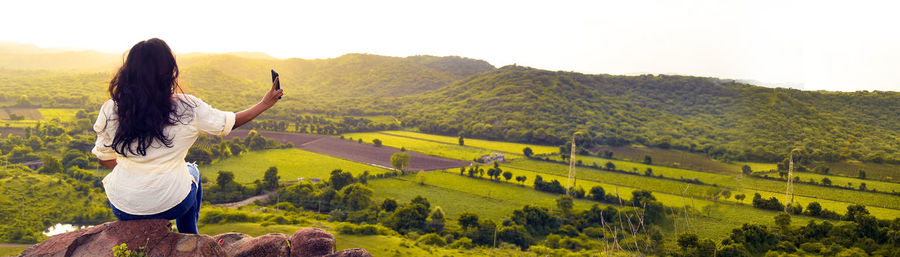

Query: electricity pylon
left=566, top=132, right=583, bottom=196
left=784, top=148, right=800, bottom=212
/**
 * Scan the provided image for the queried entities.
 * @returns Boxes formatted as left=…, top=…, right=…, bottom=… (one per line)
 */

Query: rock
left=19, top=219, right=370, bottom=257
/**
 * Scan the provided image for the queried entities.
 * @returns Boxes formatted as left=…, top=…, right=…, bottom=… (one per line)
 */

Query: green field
left=202, top=148, right=393, bottom=183
left=0, top=245, right=29, bottom=257
left=382, top=130, right=559, bottom=155
left=819, top=161, right=900, bottom=183
left=369, top=172, right=605, bottom=221
left=200, top=222, right=531, bottom=257
left=758, top=170, right=900, bottom=193
left=343, top=132, right=493, bottom=161
left=596, top=146, right=742, bottom=174
left=37, top=108, right=80, bottom=122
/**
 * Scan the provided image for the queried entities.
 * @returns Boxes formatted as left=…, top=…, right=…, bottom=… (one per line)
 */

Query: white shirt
left=92, top=94, right=235, bottom=215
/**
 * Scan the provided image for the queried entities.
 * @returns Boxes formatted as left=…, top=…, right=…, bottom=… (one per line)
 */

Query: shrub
left=449, top=237, right=474, bottom=249
left=416, top=233, right=446, bottom=246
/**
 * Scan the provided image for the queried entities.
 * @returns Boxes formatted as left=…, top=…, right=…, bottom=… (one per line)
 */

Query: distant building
left=479, top=152, right=505, bottom=163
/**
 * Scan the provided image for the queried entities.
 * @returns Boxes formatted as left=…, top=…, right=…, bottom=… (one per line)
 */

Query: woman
left=91, top=38, right=283, bottom=234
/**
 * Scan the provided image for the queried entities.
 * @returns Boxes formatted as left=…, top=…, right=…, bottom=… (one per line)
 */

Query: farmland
left=368, top=171, right=605, bottom=221
left=382, top=130, right=559, bottom=155
left=202, top=148, right=393, bottom=183
left=819, top=161, right=900, bottom=183
left=594, top=146, right=742, bottom=174
left=227, top=130, right=469, bottom=171
left=343, top=132, right=493, bottom=161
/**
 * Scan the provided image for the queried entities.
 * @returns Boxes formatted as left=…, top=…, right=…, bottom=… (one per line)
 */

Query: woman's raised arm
left=234, top=77, right=283, bottom=129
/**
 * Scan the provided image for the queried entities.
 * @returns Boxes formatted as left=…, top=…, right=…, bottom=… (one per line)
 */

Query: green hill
left=400, top=65, right=900, bottom=163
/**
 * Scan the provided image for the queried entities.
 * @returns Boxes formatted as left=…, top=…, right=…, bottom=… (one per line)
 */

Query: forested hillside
left=400, top=66, right=900, bottom=163
left=1, top=44, right=897, bottom=164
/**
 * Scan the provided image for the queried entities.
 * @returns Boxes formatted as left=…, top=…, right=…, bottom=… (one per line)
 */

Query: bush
left=416, top=233, right=447, bottom=246
left=449, top=237, right=474, bottom=249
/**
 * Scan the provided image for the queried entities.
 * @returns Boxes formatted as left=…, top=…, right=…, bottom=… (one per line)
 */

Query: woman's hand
left=233, top=76, right=285, bottom=129
left=260, top=77, right=284, bottom=107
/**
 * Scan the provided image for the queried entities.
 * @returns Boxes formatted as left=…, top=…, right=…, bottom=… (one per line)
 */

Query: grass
left=37, top=108, right=80, bottom=122
left=595, top=146, right=741, bottom=174
left=368, top=172, right=606, bottom=221
left=382, top=130, right=559, bottom=155
left=343, top=132, right=493, bottom=161
left=200, top=222, right=529, bottom=256
left=202, top=148, right=392, bottom=183
left=818, top=161, right=900, bottom=183
left=0, top=245, right=29, bottom=257
left=757, top=170, right=900, bottom=193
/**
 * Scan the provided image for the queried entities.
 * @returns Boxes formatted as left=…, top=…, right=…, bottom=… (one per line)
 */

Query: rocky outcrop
left=19, top=219, right=370, bottom=257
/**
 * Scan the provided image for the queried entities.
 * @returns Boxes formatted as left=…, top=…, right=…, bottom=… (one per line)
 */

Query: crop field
left=2, top=108, right=42, bottom=120
left=227, top=130, right=468, bottom=171
left=382, top=130, right=559, bottom=155
left=595, top=146, right=741, bottom=174
left=343, top=132, right=493, bottom=161
left=539, top=154, right=900, bottom=213
left=371, top=170, right=818, bottom=241
left=738, top=187, right=900, bottom=219
left=818, top=161, right=900, bottom=183
left=202, top=148, right=393, bottom=183
left=504, top=159, right=719, bottom=200
left=757, top=170, right=900, bottom=193
left=368, top=171, right=606, bottom=221
left=37, top=108, right=79, bottom=122
left=556, top=154, right=739, bottom=187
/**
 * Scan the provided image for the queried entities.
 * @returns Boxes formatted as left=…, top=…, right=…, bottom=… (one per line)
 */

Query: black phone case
left=271, top=69, right=281, bottom=99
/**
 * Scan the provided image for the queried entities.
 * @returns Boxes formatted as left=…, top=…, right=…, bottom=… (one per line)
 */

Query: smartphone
left=271, top=69, right=281, bottom=99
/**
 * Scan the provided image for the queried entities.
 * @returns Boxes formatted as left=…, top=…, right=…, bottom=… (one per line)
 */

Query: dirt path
left=213, top=190, right=277, bottom=208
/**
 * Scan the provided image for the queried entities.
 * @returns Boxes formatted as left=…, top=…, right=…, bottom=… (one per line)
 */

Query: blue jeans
left=109, top=163, right=202, bottom=234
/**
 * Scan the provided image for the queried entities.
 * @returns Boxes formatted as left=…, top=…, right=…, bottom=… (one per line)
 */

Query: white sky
left=1, top=0, right=899, bottom=92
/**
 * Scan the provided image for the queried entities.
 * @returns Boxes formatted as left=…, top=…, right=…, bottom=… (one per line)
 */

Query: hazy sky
left=2, top=0, right=898, bottom=92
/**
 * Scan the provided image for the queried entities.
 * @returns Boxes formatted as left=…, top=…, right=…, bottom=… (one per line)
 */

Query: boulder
left=19, top=219, right=371, bottom=257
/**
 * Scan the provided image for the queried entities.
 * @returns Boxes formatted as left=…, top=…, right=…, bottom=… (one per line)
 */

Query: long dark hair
left=108, top=38, right=191, bottom=156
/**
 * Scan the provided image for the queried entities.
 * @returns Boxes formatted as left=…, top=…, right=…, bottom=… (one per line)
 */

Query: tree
left=458, top=211, right=479, bottom=230
left=458, top=136, right=464, bottom=146
left=644, top=168, right=653, bottom=176
left=589, top=186, right=605, bottom=201
left=721, top=189, right=732, bottom=200
left=372, top=139, right=382, bottom=147
left=741, top=165, right=752, bottom=175
left=341, top=183, right=373, bottom=211
left=389, top=203, right=428, bottom=233
left=263, top=166, right=280, bottom=190
left=859, top=183, right=867, bottom=191
left=556, top=195, right=574, bottom=213
left=822, top=177, right=832, bottom=186
left=216, top=171, right=235, bottom=187
left=805, top=202, right=822, bottom=216
left=774, top=212, right=791, bottom=231
left=605, top=161, right=616, bottom=171
left=523, top=147, right=533, bottom=158
left=390, top=152, right=411, bottom=173
left=644, top=155, right=653, bottom=164
left=329, top=169, right=355, bottom=190
left=502, top=171, right=513, bottom=182
left=381, top=198, right=398, bottom=212
left=515, top=176, right=527, bottom=184
left=857, top=170, right=866, bottom=179
left=844, top=204, right=869, bottom=222
left=631, top=190, right=656, bottom=206
left=427, top=206, right=446, bottom=232
left=411, top=195, right=431, bottom=209
left=38, top=155, right=63, bottom=174
left=735, top=194, right=746, bottom=204
left=498, top=225, right=534, bottom=250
